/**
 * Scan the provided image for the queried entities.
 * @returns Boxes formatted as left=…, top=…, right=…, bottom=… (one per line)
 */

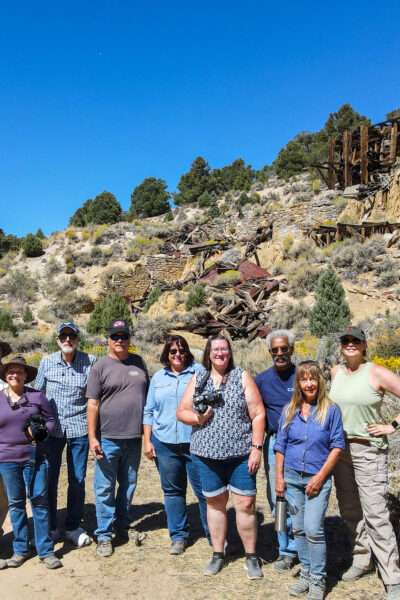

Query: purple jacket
left=0, top=387, right=55, bottom=463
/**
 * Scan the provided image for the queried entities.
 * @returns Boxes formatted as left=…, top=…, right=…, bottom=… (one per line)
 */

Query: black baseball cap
left=57, top=321, right=80, bottom=336
left=339, top=326, right=366, bottom=343
left=108, top=319, right=131, bottom=337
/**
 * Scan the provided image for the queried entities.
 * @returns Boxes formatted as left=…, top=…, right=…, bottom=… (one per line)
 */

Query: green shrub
left=0, top=270, right=38, bottom=305
left=214, top=270, right=241, bottom=286
left=22, top=234, right=44, bottom=257
left=377, top=270, right=399, bottom=288
left=87, top=292, right=132, bottom=335
left=186, top=285, right=207, bottom=310
left=269, top=301, right=310, bottom=331
left=288, top=264, right=320, bottom=298
left=144, top=285, right=163, bottom=312
left=0, top=308, right=17, bottom=334
left=22, top=306, right=34, bottom=323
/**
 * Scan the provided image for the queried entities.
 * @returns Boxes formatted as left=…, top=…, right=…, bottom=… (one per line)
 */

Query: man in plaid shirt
left=36, top=322, right=96, bottom=547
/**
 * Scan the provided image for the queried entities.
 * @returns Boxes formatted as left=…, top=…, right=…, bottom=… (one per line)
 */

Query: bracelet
left=252, top=443, right=263, bottom=450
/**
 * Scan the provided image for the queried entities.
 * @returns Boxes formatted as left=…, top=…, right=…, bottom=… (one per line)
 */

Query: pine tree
left=130, top=177, right=170, bottom=218
left=22, top=234, right=44, bottom=257
left=309, top=266, right=351, bottom=336
left=87, top=293, right=132, bottom=335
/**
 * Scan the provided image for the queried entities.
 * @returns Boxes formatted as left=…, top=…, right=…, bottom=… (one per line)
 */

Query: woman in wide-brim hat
left=0, top=356, right=62, bottom=570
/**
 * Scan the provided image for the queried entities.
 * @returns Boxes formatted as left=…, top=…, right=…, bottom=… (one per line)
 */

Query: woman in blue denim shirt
left=143, top=335, right=208, bottom=554
left=275, top=361, right=345, bottom=600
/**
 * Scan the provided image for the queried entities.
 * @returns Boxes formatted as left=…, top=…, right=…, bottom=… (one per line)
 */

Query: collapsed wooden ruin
left=309, top=221, right=400, bottom=247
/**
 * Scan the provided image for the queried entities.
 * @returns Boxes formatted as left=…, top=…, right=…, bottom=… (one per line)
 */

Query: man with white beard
left=36, top=322, right=96, bottom=547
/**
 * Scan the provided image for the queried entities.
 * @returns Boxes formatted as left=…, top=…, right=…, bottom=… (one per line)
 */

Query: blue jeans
left=0, top=457, right=54, bottom=558
left=264, top=433, right=297, bottom=558
left=152, top=435, right=209, bottom=542
left=94, top=438, right=142, bottom=542
left=46, top=434, right=89, bottom=531
left=284, top=468, right=332, bottom=580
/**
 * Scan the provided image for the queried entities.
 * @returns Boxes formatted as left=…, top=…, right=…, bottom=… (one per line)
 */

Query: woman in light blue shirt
left=143, top=335, right=208, bottom=554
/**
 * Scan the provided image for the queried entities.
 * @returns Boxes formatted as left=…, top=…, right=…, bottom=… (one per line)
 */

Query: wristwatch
left=391, top=419, right=399, bottom=430
left=252, top=443, right=263, bottom=450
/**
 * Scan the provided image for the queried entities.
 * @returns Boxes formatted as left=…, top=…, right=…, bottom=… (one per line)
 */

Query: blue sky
left=1, top=1, right=399, bottom=236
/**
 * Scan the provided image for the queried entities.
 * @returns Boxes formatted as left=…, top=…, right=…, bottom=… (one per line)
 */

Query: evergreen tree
left=22, top=234, right=44, bottom=257
left=35, top=228, right=46, bottom=239
left=69, top=199, right=93, bottom=227
left=0, top=308, right=17, bottom=335
left=309, top=266, right=351, bottom=336
left=69, top=192, right=121, bottom=226
left=174, top=157, right=212, bottom=205
left=87, top=293, right=132, bottom=335
left=130, top=177, right=170, bottom=218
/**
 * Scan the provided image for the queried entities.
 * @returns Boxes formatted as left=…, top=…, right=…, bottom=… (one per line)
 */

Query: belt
left=347, top=437, right=371, bottom=446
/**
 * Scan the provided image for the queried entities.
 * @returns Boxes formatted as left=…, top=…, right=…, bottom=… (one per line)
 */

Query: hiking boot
left=387, top=584, right=400, bottom=600
left=203, top=554, right=224, bottom=576
left=274, top=554, right=297, bottom=572
left=65, top=527, right=92, bottom=548
left=341, top=564, right=374, bottom=582
left=6, top=553, right=29, bottom=568
left=41, top=554, right=63, bottom=569
left=307, top=580, right=325, bottom=600
left=289, top=571, right=310, bottom=596
left=169, top=540, right=188, bottom=555
left=244, top=556, right=263, bottom=579
left=96, top=540, right=113, bottom=558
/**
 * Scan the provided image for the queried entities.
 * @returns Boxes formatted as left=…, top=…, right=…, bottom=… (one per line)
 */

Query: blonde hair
left=283, top=361, right=332, bottom=428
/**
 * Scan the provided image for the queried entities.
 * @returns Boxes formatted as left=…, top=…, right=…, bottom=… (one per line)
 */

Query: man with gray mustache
left=36, top=322, right=96, bottom=547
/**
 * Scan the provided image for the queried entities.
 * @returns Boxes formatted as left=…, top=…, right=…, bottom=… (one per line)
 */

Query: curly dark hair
left=160, top=335, right=194, bottom=368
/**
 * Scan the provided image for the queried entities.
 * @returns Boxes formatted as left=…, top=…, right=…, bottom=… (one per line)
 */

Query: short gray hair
left=266, top=329, right=295, bottom=351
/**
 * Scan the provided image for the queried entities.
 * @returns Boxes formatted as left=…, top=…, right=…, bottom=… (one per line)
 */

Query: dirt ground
left=0, top=453, right=389, bottom=600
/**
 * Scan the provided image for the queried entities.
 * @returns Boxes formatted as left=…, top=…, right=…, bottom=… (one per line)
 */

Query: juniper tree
left=87, top=293, right=132, bottom=335
left=309, top=266, right=351, bottom=336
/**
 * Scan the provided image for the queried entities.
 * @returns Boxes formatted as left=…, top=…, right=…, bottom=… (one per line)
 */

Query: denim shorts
left=195, top=454, right=256, bottom=497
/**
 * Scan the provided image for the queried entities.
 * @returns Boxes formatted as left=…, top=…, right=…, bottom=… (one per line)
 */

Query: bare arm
left=143, top=424, right=156, bottom=460
left=242, top=370, right=266, bottom=473
left=368, top=364, right=400, bottom=436
left=176, top=375, right=213, bottom=426
left=87, top=398, right=103, bottom=458
left=275, top=451, right=285, bottom=496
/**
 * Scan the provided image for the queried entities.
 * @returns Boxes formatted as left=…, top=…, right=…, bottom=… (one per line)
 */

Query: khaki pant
left=0, top=477, right=7, bottom=536
left=334, top=441, right=400, bottom=585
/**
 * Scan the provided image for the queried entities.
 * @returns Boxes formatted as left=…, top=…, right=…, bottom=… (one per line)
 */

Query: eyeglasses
left=59, top=333, right=78, bottom=342
left=341, top=337, right=362, bottom=346
left=211, top=348, right=230, bottom=355
left=270, top=346, right=290, bottom=355
left=110, top=333, right=130, bottom=341
left=169, top=348, right=187, bottom=356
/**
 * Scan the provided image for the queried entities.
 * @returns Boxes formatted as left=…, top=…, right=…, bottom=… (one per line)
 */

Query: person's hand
left=305, top=474, right=324, bottom=497
left=144, top=441, right=156, bottom=460
left=248, top=448, right=262, bottom=473
left=367, top=423, right=395, bottom=437
left=197, top=406, right=213, bottom=426
left=275, top=475, right=286, bottom=496
left=89, top=437, right=103, bottom=459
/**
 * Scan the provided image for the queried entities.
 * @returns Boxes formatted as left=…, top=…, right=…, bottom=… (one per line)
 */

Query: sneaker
left=96, top=540, right=113, bottom=558
left=244, top=556, right=264, bottom=579
left=41, top=554, right=63, bottom=570
left=50, top=529, right=63, bottom=543
left=203, top=554, right=224, bottom=576
left=341, top=564, right=374, bottom=582
left=6, top=553, right=29, bottom=568
left=289, top=572, right=310, bottom=597
left=274, top=555, right=298, bottom=572
left=0, top=559, right=8, bottom=570
left=128, top=529, right=146, bottom=547
left=169, top=540, right=188, bottom=555
left=65, top=527, right=92, bottom=548
left=307, top=581, right=325, bottom=600
left=387, top=584, right=400, bottom=600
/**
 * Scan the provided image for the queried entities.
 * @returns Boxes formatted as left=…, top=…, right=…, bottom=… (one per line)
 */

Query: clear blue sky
left=1, top=1, right=399, bottom=236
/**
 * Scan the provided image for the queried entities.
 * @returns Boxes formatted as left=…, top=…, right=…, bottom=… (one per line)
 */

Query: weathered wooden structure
left=325, top=119, right=400, bottom=189
left=309, top=221, right=400, bottom=247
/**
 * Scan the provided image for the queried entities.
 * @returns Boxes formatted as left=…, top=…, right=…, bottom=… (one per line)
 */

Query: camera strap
left=194, top=371, right=229, bottom=395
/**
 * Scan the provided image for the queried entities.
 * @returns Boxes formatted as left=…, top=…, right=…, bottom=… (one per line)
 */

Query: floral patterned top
left=190, top=367, right=252, bottom=460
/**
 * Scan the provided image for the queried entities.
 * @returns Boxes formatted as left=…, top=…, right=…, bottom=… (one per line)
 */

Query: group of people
left=0, top=321, right=400, bottom=600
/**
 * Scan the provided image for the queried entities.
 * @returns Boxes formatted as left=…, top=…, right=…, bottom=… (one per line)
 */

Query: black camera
left=23, top=415, right=49, bottom=443
left=193, top=390, right=223, bottom=414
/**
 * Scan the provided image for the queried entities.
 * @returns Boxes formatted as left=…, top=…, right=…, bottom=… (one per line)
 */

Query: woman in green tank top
left=330, top=326, right=400, bottom=599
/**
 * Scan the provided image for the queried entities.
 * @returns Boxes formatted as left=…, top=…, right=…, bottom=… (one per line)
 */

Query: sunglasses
left=169, top=348, right=187, bottom=356
left=341, top=337, right=362, bottom=346
left=270, top=346, right=290, bottom=355
left=110, top=333, right=130, bottom=341
left=59, top=333, right=78, bottom=342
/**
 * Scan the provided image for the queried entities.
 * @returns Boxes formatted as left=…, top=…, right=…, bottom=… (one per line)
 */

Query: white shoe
left=65, top=527, right=92, bottom=548
left=50, top=529, right=63, bottom=543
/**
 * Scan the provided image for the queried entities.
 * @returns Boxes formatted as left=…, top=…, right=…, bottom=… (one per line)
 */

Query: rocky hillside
left=1, top=163, right=400, bottom=371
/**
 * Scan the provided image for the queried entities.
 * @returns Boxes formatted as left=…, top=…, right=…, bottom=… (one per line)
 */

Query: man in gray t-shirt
left=87, top=319, right=149, bottom=558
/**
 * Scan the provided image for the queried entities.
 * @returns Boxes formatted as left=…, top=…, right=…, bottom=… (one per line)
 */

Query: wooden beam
left=390, top=122, right=398, bottom=163
left=360, top=125, right=369, bottom=185
left=328, top=137, right=336, bottom=189
left=343, top=130, right=352, bottom=187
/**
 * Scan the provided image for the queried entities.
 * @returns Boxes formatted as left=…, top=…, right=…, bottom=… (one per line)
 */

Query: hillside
left=1, top=159, right=400, bottom=371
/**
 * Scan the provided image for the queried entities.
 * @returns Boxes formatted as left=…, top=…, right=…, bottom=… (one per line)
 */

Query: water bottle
left=275, top=496, right=287, bottom=533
